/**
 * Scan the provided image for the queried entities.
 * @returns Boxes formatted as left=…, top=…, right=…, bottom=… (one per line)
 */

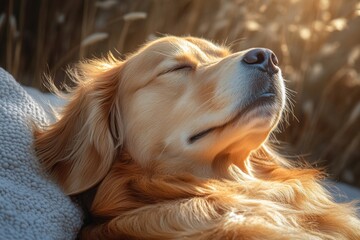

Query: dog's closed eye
left=188, top=128, right=216, bottom=144
left=159, top=64, right=194, bottom=76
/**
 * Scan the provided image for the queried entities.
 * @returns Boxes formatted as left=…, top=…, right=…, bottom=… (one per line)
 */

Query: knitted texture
left=0, top=68, right=83, bottom=239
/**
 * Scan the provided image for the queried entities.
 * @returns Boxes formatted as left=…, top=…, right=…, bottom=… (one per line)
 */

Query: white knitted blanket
left=0, top=68, right=83, bottom=239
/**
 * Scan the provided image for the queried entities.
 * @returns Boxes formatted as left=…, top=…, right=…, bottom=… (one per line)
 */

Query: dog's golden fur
left=34, top=36, right=360, bottom=239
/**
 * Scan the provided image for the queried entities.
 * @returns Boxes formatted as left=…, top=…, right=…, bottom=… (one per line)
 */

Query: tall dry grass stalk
left=5, top=0, right=14, bottom=75
left=1, top=0, right=359, bottom=186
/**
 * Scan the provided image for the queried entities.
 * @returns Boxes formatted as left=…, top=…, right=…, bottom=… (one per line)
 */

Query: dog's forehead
left=140, top=37, right=230, bottom=61
left=121, top=37, right=231, bottom=86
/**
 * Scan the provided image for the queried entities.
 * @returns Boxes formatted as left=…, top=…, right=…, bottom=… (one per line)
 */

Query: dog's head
left=34, top=36, right=285, bottom=194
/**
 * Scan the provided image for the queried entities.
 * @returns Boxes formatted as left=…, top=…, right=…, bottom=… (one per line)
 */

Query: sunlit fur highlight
left=34, top=54, right=124, bottom=194
left=34, top=36, right=360, bottom=239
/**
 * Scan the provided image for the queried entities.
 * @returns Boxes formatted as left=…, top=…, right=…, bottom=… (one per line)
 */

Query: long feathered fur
left=33, top=37, right=360, bottom=239
left=78, top=150, right=360, bottom=240
left=34, top=54, right=124, bottom=195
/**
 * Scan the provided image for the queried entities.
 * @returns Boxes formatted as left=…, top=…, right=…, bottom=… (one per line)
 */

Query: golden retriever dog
left=34, top=36, right=360, bottom=239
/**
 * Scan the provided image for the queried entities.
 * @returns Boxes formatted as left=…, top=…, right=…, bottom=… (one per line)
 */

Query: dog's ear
left=34, top=55, right=124, bottom=195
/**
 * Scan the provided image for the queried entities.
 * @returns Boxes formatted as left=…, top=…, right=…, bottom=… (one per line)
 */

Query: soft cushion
left=0, top=68, right=83, bottom=239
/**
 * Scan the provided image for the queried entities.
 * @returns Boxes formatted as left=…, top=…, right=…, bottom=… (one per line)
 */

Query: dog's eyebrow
left=175, top=53, right=199, bottom=66
left=174, top=46, right=231, bottom=66
left=216, top=48, right=231, bottom=57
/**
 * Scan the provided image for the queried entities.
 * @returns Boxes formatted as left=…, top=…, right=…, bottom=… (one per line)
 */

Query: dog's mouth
left=188, top=90, right=277, bottom=144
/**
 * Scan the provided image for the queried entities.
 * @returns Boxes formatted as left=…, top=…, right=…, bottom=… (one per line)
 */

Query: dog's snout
left=242, top=48, right=279, bottom=74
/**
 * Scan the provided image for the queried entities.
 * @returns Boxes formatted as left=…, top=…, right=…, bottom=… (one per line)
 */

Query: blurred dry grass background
left=1, top=0, right=360, bottom=187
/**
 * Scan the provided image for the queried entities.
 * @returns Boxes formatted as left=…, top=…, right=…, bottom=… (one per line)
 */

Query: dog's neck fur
left=78, top=149, right=360, bottom=239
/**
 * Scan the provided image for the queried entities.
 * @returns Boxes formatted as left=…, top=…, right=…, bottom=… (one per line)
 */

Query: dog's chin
left=189, top=94, right=282, bottom=146
left=184, top=93, right=283, bottom=170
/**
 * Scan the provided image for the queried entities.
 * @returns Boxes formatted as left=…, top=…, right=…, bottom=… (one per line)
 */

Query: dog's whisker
left=226, top=38, right=246, bottom=51
left=158, top=141, right=170, bottom=160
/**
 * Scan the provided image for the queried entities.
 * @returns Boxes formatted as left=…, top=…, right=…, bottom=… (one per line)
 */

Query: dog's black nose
left=243, top=48, right=279, bottom=74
